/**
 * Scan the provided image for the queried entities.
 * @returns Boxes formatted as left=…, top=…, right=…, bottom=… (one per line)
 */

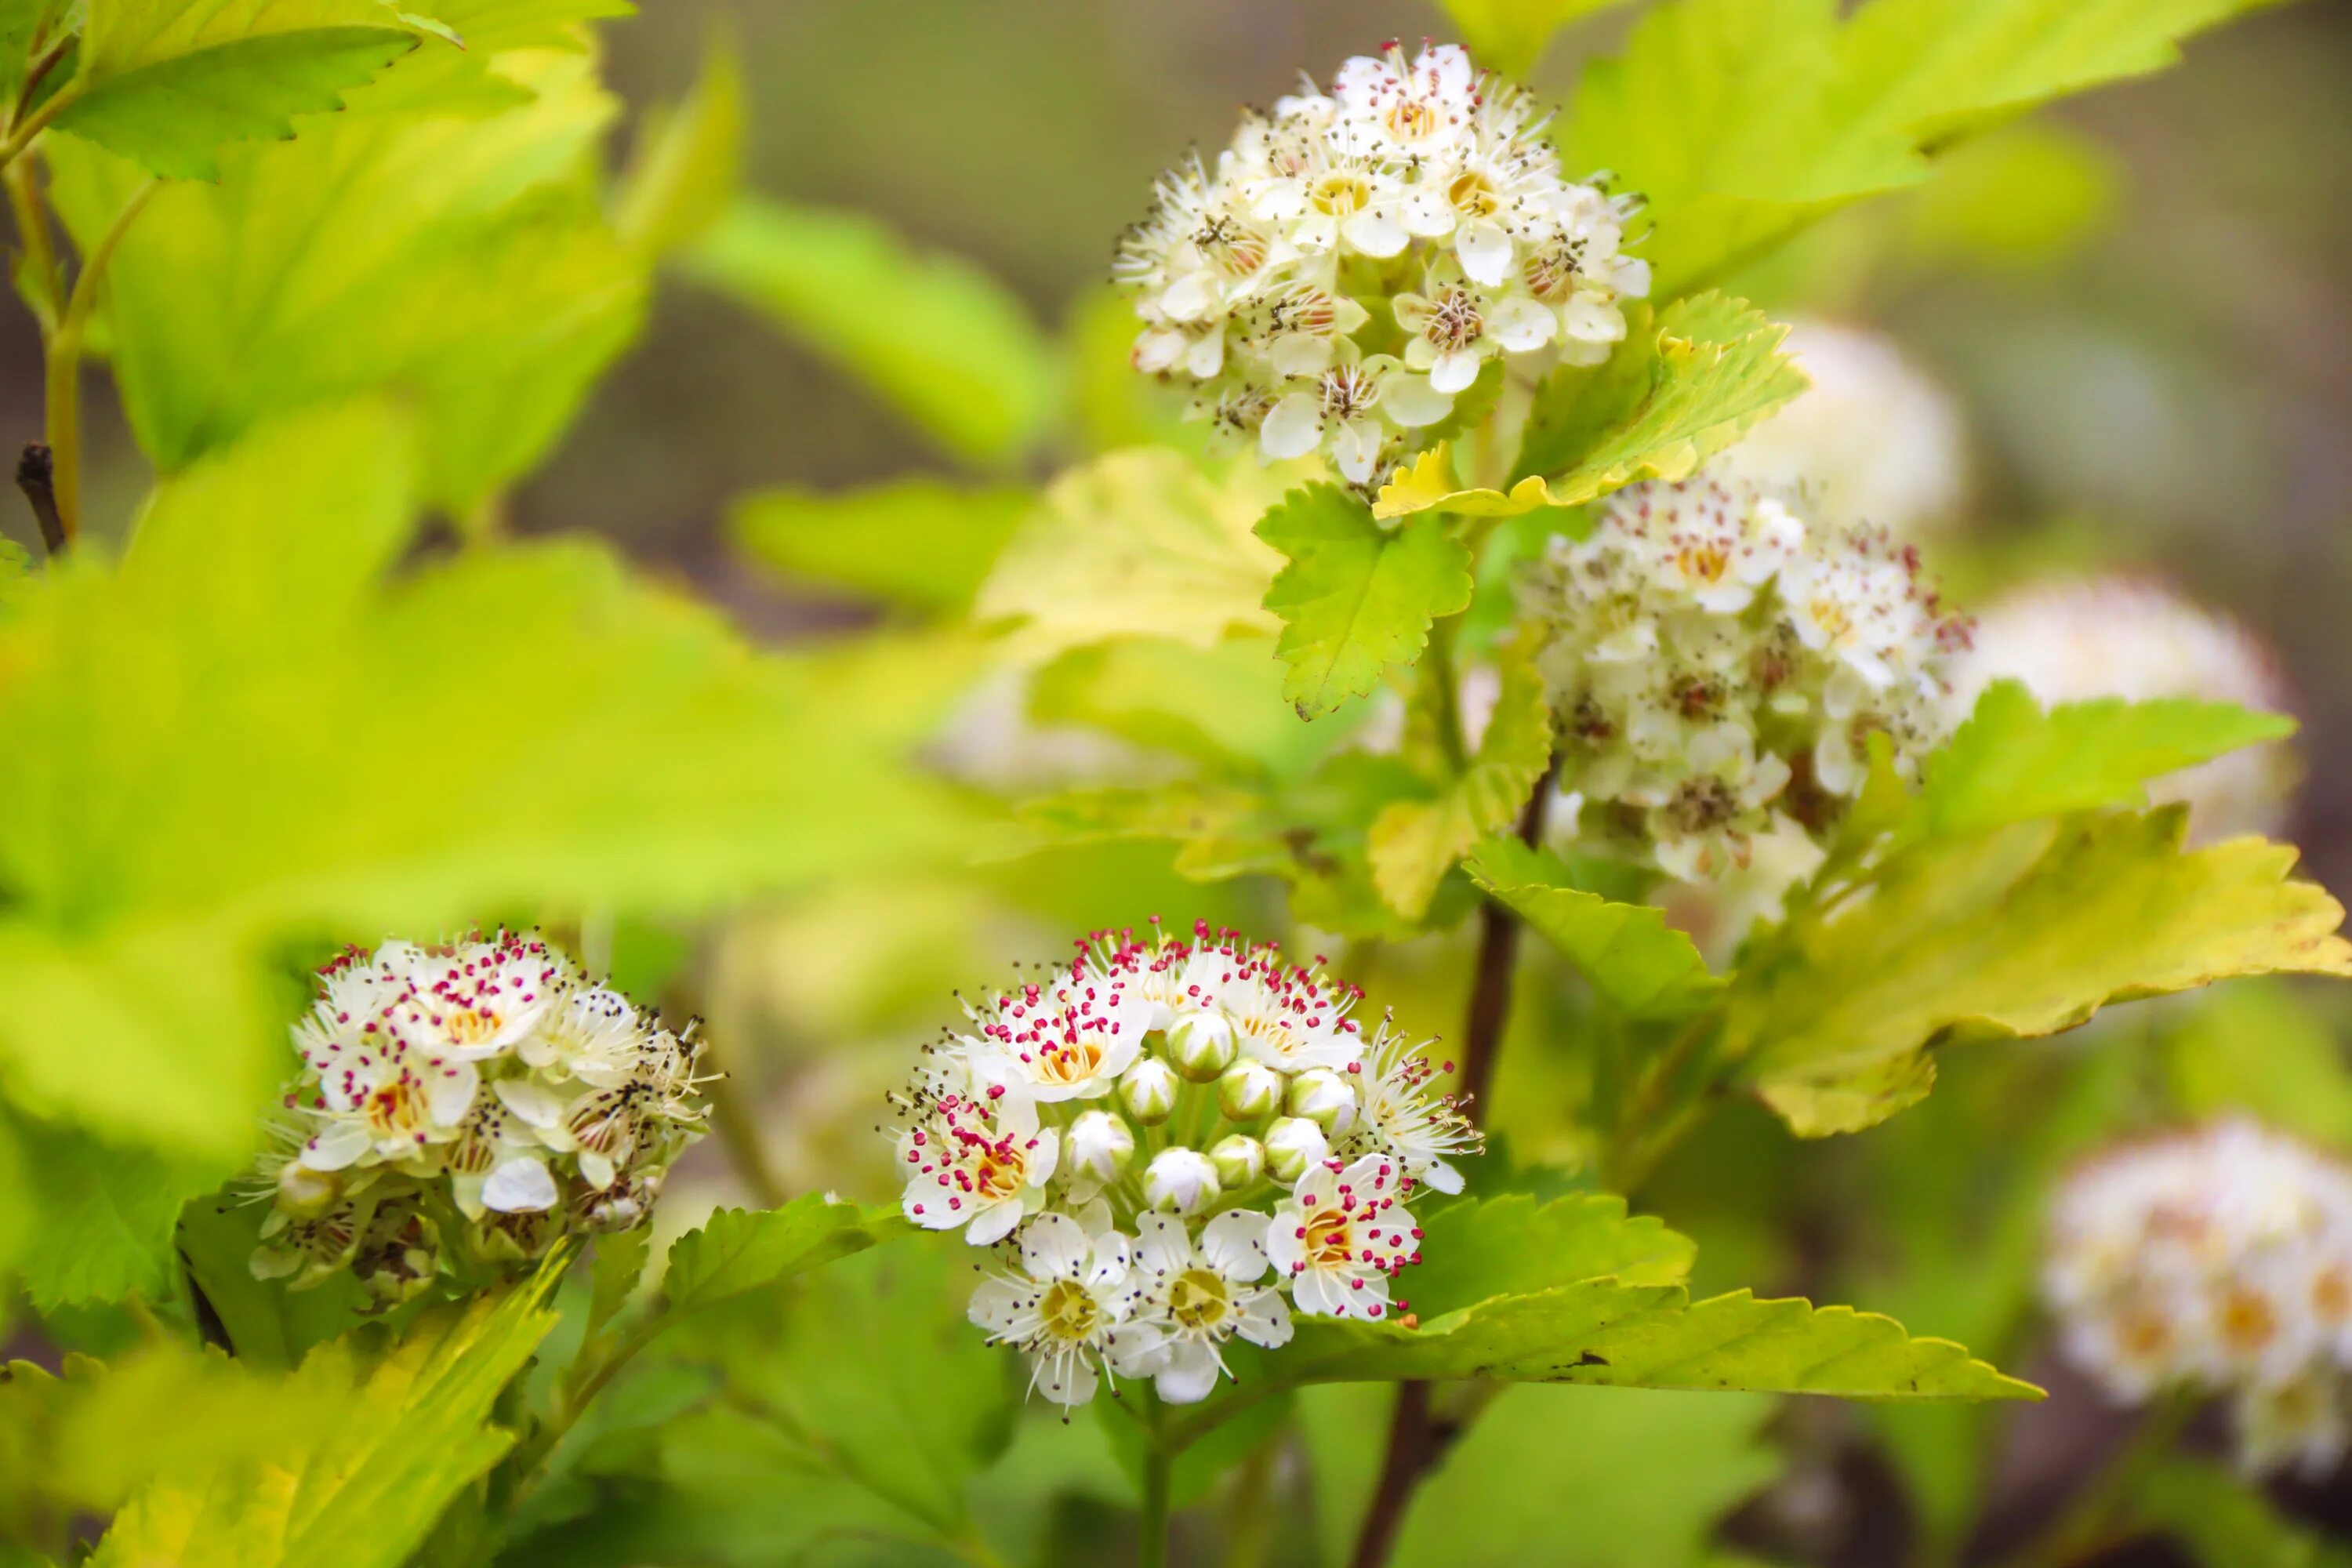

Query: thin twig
left=15, top=443, right=63, bottom=555
left=1348, top=765, right=1555, bottom=1568
left=44, top=178, right=160, bottom=546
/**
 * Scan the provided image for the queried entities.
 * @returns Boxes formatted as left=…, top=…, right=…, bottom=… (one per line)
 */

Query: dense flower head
left=252, top=932, right=707, bottom=1303
left=1955, top=576, right=2298, bottom=840
left=2045, top=1120, right=2352, bottom=1475
left=1522, top=476, right=1970, bottom=881
left=1116, top=40, right=1647, bottom=486
left=1704, top=319, right=1969, bottom=539
left=891, top=921, right=1479, bottom=1406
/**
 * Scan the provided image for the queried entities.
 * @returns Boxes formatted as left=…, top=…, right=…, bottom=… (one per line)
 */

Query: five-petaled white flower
left=969, top=1212, right=1141, bottom=1407
left=1112, top=1214, right=1294, bottom=1403
left=1269, top=1153, right=1422, bottom=1321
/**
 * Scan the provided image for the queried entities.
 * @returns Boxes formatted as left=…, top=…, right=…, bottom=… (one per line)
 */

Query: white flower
left=968, top=1212, right=1140, bottom=1407
left=1705, top=319, right=1968, bottom=539
left=967, top=967, right=1151, bottom=1104
left=1523, top=477, right=1966, bottom=880
left=1269, top=1153, right=1421, bottom=1321
left=1145, top=1147, right=1222, bottom=1217
left=1952, top=577, right=2298, bottom=842
left=1111, top=1213, right=1293, bottom=1403
left=898, top=1079, right=1060, bottom=1247
left=1119, top=39, right=1642, bottom=488
left=259, top=933, right=706, bottom=1296
left=2045, top=1120, right=2352, bottom=1475
left=1341, top=1015, right=1475, bottom=1195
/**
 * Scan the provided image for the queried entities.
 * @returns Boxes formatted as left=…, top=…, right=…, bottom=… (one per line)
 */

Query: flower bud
left=1210, top=1134, right=1265, bottom=1189
left=1287, top=1066, right=1358, bottom=1132
left=276, top=1160, right=342, bottom=1217
left=1263, top=1116, right=1330, bottom=1184
left=1217, top=1059, right=1284, bottom=1121
left=1067, top=1109, right=1136, bottom=1181
left=1144, top=1147, right=1221, bottom=1216
left=1166, top=1008, right=1237, bottom=1081
left=1120, top=1057, right=1181, bottom=1124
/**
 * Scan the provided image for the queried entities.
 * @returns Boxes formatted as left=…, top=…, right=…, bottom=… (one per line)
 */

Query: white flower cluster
left=1522, top=477, right=1971, bottom=880
left=892, top=922, right=1477, bottom=1407
left=1116, top=41, right=1647, bottom=485
left=2046, top=1120, right=2352, bottom=1475
left=1955, top=576, right=2299, bottom=841
left=1705, top=319, right=1969, bottom=539
left=254, top=933, right=706, bottom=1303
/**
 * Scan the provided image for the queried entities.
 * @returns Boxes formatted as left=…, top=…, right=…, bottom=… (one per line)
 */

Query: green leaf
left=975, top=448, right=1296, bottom=661
left=87, top=1275, right=562, bottom=1568
left=731, top=479, right=1029, bottom=613
left=659, top=1196, right=903, bottom=1321
left=1368, top=641, right=1553, bottom=918
left=1260, top=485, right=1475, bottom=719
left=1733, top=811, right=2352, bottom=1136
left=1910, top=681, right=2296, bottom=843
left=0, top=403, right=964, bottom=1167
left=2126, top=1455, right=2352, bottom=1568
left=45, top=45, right=644, bottom=513
left=1030, top=635, right=1352, bottom=782
left=1277, top=1279, right=2037, bottom=1399
left=681, top=195, right=1059, bottom=466
left=1392, top=1386, right=1780, bottom=1568
left=2, top=1107, right=205, bottom=1310
left=1439, top=0, right=1634, bottom=78
left=51, top=0, right=423, bottom=180
left=1406, top=1192, right=1697, bottom=1317
left=583, top=1226, right=652, bottom=1349
left=613, top=24, right=742, bottom=257
left=1466, top=837, right=1724, bottom=1021
left=1559, top=0, right=2274, bottom=295
left=176, top=1196, right=371, bottom=1372
left=1374, top=296, right=1806, bottom=521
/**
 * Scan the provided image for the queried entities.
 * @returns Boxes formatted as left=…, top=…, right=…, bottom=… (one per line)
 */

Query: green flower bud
left=1120, top=1057, right=1181, bottom=1125
left=1210, top=1134, right=1265, bottom=1189
left=1144, top=1147, right=1221, bottom=1215
left=1217, top=1058, right=1284, bottom=1121
left=1263, top=1116, right=1330, bottom=1184
left=1068, top=1109, right=1136, bottom=1181
left=1287, top=1066, right=1358, bottom=1132
left=1167, top=1008, right=1237, bottom=1081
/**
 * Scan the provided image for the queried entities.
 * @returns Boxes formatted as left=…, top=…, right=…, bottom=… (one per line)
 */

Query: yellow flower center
left=1039, top=1278, right=1101, bottom=1341
left=1310, top=172, right=1372, bottom=215
left=1036, top=1037, right=1106, bottom=1086
left=1169, top=1269, right=1232, bottom=1330
left=1304, top=1207, right=1354, bottom=1268
left=1447, top=169, right=1498, bottom=218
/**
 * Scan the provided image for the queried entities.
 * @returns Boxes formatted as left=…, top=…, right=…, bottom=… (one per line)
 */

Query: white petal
left=1201, top=1210, right=1273, bottom=1283
left=492, top=1076, right=564, bottom=1129
left=1292, top=1269, right=1348, bottom=1318
left=1154, top=1342, right=1223, bottom=1405
left=905, top=1180, right=967, bottom=1232
left=1136, top=1214, right=1194, bottom=1279
left=1132, top=329, right=1185, bottom=374
left=1457, top=222, right=1512, bottom=285
left=1402, top=189, right=1455, bottom=238
left=427, top=1060, right=480, bottom=1126
left=1027, top=1127, right=1062, bottom=1187
left=1430, top=350, right=1480, bottom=396
left=1332, top=419, right=1381, bottom=484
left=1182, top=332, right=1225, bottom=379
left=968, top=1276, right=1026, bottom=1336
left=1021, top=1211, right=1091, bottom=1278
left=1381, top=372, right=1451, bottom=429
left=1036, top=1349, right=1098, bottom=1407
left=1108, top=1322, right=1170, bottom=1377
left=1419, top=1157, right=1465, bottom=1195
left=1490, top=296, right=1558, bottom=353
left=1261, top=394, right=1323, bottom=460
left=299, top=1120, right=371, bottom=1172
left=1236, top=1288, right=1294, bottom=1348
left=579, top=1149, right=616, bottom=1191
left=1612, top=257, right=1653, bottom=298
left=1270, top=334, right=1333, bottom=379
left=483, top=1155, right=559, bottom=1214
left=967, top=1196, right=1025, bottom=1248
left=1086, top=1233, right=1133, bottom=1290
left=1341, top=208, right=1408, bottom=257
left=1563, top=292, right=1627, bottom=346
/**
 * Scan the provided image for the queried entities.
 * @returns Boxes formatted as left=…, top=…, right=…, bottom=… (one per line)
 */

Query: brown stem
left=15, top=442, right=62, bottom=555
left=1348, top=765, right=1555, bottom=1568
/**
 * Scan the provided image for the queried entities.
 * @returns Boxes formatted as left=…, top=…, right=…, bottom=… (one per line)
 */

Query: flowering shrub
left=0, top=7, right=2347, bottom=1568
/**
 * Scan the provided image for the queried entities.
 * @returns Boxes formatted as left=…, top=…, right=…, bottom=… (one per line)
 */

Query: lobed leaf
left=1466, top=837, right=1723, bottom=1021
left=732, top=478, right=1031, bottom=614
left=53, top=0, right=425, bottom=179
left=1406, top=1192, right=1697, bottom=1318
left=659, top=1196, right=905, bottom=1321
left=612, top=25, right=742, bottom=258
left=1259, top=484, right=1475, bottom=718
left=975, top=449, right=1298, bottom=661
left=1374, top=296, right=1805, bottom=521
left=1734, top=811, right=2352, bottom=1136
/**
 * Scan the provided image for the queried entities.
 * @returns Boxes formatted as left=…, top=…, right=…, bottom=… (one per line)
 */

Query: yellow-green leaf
left=732, top=479, right=1030, bottom=614
left=1373, top=296, right=1805, bottom=521
left=1465, top=837, right=1723, bottom=1021
left=660, top=1197, right=903, bottom=1321
left=613, top=25, right=743, bottom=258
left=1439, top=0, right=1635, bottom=78
left=1260, top=485, right=1475, bottom=719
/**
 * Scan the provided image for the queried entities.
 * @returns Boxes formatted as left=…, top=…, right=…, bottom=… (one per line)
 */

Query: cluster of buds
left=2045, top=1120, right=2352, bottom=1475
left=1116, top=41, right=1646, bottom=486
left=252, top=934, right=707, bottom=1304
left=891, top=922, right=1479, bottom=1406
left=1955, top=575, right=2298, bottom=841
left=1522, top=476, right=1970, bottom=882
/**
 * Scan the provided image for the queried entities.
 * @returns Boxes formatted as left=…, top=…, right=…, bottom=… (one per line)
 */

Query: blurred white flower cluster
left=1116, top=41, right=1646, bottom=485
left=1955, top=575, right=2299, bottom=840
left=2046, top=1120, right=2352, bottom=1475
left=255, top=933, right=706, bottom=1303
left=1706, top=319, right=1969, bottom=539
left=892, top=922, right=1476, bottom=1406
left=1523, top=477, right=1970, bottom=881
